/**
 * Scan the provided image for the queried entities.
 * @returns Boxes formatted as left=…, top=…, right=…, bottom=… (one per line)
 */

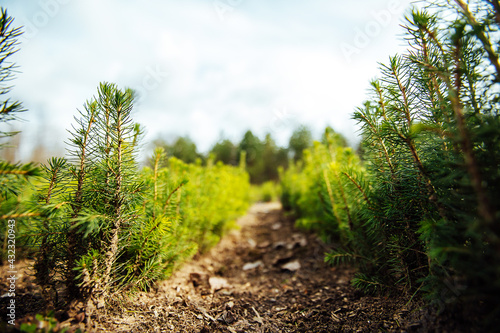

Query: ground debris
left=281, top=260, right=301, bottom=272
left=209, top=277, right=230, bottom=292
left=242, top=260, right=264, bottom=271
left=1, top=202, right=479, bottom=333
left=189, top=272, right=209, bottom=288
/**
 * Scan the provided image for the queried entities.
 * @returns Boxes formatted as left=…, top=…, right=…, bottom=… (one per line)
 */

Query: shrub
left=281, top=2, right=500, bottom=327
left=29, top=101, right=251, bottom=308
left=0, top=8, right=39, bottom=264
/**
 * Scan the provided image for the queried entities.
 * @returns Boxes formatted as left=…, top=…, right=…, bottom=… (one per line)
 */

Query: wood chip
left=251, top=306, right=263, bottom=325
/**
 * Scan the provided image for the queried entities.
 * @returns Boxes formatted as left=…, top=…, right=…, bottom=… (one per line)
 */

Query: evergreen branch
left=354, top=104, right=396, bottom=176
left=389, top=56, right=413, bottom=127
left=133, top=215, right=171, bottom=275
left=454, top=0, right=500, bottom=82
left=332, top=166, right=353, bottom=231
left=36, top=158, right=67, bottom=302
left=322, top=169, right=341, bottom=226
left=325, top=250, right=375, bottom=265
left=0, top=161, right=40, bottom=177
left=487, top=0, right=500, bottom=26
left=43, top=157, right=67, bottom=205
left=0, top=8, right=25, bottom=139
left=416, top=37, right=496, bottom=227
left=342, top=172, right=370, bottom=204
left=162, top=180, right=188, bottom=213
left=67, top=101, right=98, bottom=298
left=385, top=52, right=446, bottom=220
left=1, top=212, right=40, bottom=219
left=25, top=231, right=66, bottom=237
left=0, top=169, right=34, bottom=175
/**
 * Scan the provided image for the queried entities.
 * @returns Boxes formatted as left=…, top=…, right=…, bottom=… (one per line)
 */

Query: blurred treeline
left=152, top=125, right=347, bottom=184
left=1, top=125, right=348, bottom=185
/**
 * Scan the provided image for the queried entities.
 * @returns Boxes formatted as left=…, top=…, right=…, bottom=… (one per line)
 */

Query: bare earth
left=1, top=202, right=478, bottom=332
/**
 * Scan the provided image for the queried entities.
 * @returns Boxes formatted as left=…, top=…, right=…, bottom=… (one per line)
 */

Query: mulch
left=0, top=202, right=482, bottom=332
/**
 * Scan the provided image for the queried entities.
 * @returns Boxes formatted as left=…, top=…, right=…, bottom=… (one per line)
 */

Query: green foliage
left=0, top=161, right=39, bottom=199
left=208, top=131, right=288, bottom=184
left=154, top=131, right=289, bottom=185
left=280, top=3, right=500, bottom=326
left=0, top=7, right=24, bottom=142
left=27, top=82, right=248, bottom=304
left=321, top=126, right=347, bottom=148
left=261, top=133, right=288, bottom=182
left=115, top=147, right=188, bottom=292
left=279, top=128, right=361, bottom=242
left=29, top=103, right=251, bottom=305
left=210, top=138, right=238, bottom=166
left=153, top=136, right=203, bottom=164
left=147, top=155, right=250, bottom=254
left=0, top=7, right=40, bottom=264
left=237, top=130, right=265, bottom=183
left=289, top=125, right=313, bottom=162
left=119, top=148, right=250, bottom=291
left=19, top=311, right=82, bottom=333
left=28, top=83, right=143, bottom=306
left=249, top=181, right=280, bottom=202
left=351, top=273, right=387, bottom=296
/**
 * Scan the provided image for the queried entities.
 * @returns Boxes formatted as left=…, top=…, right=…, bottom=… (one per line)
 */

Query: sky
left=3, top=0, right=419, bottom=160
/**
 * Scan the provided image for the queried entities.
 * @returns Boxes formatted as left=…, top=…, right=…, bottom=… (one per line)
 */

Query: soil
left=0, top=202, right=483, bottom=332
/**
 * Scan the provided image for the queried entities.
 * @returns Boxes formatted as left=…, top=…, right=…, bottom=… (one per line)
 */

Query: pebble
left=281, top=260, right=301, bottom=272
left=243, top=260, right=264, bottom=271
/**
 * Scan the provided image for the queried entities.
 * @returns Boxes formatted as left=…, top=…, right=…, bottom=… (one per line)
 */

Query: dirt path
left=93, top=202, right=433, bottom=332
left=3, top=202, right=467, bottom=332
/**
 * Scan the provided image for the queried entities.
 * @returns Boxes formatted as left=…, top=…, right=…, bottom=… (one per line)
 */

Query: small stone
left=72, top=312, right=84, bottom=323
left=209, top=277, right=230, bottom=291
left=243, top=260, right=264, bottom=271
left=273, top=241, right=287, bottom=249
left=288, top=233, right=307, bottom=249
left=281, top=260, right=301, bottom=272
left=225, top=301, right=234, bottom=309
left=271, top=222, right=282, bottom=230
left=257, top=240, right=271, bottom=248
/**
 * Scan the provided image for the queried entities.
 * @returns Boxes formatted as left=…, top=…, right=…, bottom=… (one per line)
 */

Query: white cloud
left=3, top=0, right=418, bottom=160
